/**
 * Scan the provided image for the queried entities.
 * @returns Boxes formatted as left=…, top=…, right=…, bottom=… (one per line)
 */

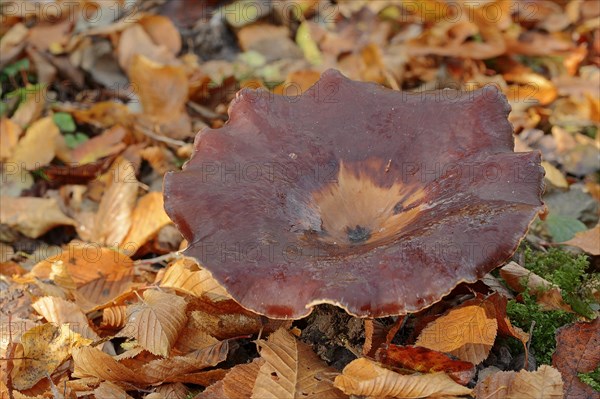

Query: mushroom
left=164, top=69, right=545, bottom=319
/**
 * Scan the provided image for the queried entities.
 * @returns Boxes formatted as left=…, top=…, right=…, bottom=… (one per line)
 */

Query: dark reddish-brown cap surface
left=164, top=69, right=545, bottom=319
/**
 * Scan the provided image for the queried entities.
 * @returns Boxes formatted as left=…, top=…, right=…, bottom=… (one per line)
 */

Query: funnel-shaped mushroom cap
left=164, top=69, right=545, bottom=319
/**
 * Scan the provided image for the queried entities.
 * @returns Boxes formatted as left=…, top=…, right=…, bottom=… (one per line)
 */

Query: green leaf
left=53, top=112, right=76, bottom=133
left=296, top=21, right=322, bottom=66
left=2, top=59, right=30, bottom=78
left=545, top=214, right=587, bottom=242
left=64, top=132, right=88, bottom=149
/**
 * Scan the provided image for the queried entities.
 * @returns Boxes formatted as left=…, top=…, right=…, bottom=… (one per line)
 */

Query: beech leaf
left=251, top=328, right=345, bottom=399
left=119, top=289, right=187, bottom=357
left=334, top=357, right=472, bottom=398
left=473, top=365, right=564, bottom=399
left=415, top=297, right=498, bottom=365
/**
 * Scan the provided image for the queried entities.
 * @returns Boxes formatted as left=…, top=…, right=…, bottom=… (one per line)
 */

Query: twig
left=136, top=125, right=187, bottom=148
left=134, top=251, right=183, bottom=266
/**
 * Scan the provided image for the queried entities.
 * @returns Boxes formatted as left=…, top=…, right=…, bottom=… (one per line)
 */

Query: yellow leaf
left=251, top=328, right=345, bottom=399
left=473, top=365, right=563, bottom=398
left=11, top=324, right=91, bottom=390
left=334, top=358, right=472, bottom=398
left=119, top=290, right=187, bottom=357
left=160, top=257, right=231, bottom=301
left=415, top=299, right=498, bottom=365
left=11, top=116, right=59, bottom=170
left=72, top=346, right=140, bottom=382
left=0, top=196, right=76, bottom=238
left=92, top=158, right=139, bottom=246
left=32, top=296, right=100, bottom=341
left=122, top=191, right=173, bottom=252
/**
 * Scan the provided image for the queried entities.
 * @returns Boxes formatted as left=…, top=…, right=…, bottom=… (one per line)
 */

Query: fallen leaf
left=499, top=261, right=573, bottom=312
left=117, top=24, right=176, bottom=71
left=334, top=357, right=472, bottom=398
left=10, top=85, right=47, bottom=129
left=128, top=54, right=191, bottom=139
left=91, top=158, right=139, bottom=246
left=11, top=324, right=91, bottom=390
left=187, top=297, right=289, bottom=341
left=196, top=358, right=263, bottom=399
left=415, top=297, right=498, bottom=365
left=121, top=191, right=172, bottom=252
left=562, top=224, right=600, bottom=255
left=473, top=365, right=564, bottom=399
left=0, top=196, right=76, bottom=238
left=101, top=306, right=127, bottom=329
left=541, top=161, right=569, bottom=189
left=486, top=293, right=530, bottom=351
left=137, top=15, right=182, bottom=55
left=69, top=125, right=127, bottom=164
left=29, top=244, right=134, bottom=312
left=141, top=339, right=229, bottom=383
left=72, top=346, right=140, bottom=382
left=375, top=344, right=475, bottom=385
left=32, top=296, right=100, bottom=341
left=160, top=257, right=231, bottom=301
left=0, top=117, right=22, bottom=161
left=552, top=318, right=600, bottom=399
left=119, top=289, right=187, bottom=357
left=93, top=382, right=133, bottom=399
left=10, top=116, right=60, bottom=170
left=252, top=328, right=345, bottom=399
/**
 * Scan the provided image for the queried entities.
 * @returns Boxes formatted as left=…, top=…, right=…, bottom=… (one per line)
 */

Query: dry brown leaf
left=10, top=324, right=92, bottom=390
left=72, top=346, right=140, bottom=382
left=499, top=261, right=573, bottom=312
left=121, top=191, right=172, bottom=251
left=473, top=365, right=563, bottom=399
left=10, top=85, right=47, bottom=129
left=119, top=289, right=187, bottom=357
left=32, top=296, right=100, bottom=341
left=0, top=196, right=76, bottom=238
left=49, top=261, right=77, bottom=292
left=128, top=54, right=191, bottom=139
left=251, top=328, right=345, bottom=399
left=334, top=357, right=472, bottom=398
left=91, top=158, right=139, bottom=246
left=141, top=339, right=229, bottom=383
left=101, top=305, right=128, bottom=329
left=137, top=15, right=182, bottom=55
left=188, top=298, right=289, bottom=341
left=160, top=257, right=231, bottom=301
left=118, top=23, right=177, bottom=71
left=563, top=224, right=600, bottom=255
left=93, top=381, right=133, bottom=399
left=150, top=383, right=189, bottom=399
left=0, top=117, right=22, bottom=161
left=29, top=244, right=134, bottom=312
left=553, top=318, right=600, bottom=399
left=72, top=101, right=132, bottom=129
left=69, top=125, right=127, bottom=164
left=196, top=358, right=264, bottom=399
left=415, top=297, right=498, bottom=365
left=10, top=116, right=59, bottom=170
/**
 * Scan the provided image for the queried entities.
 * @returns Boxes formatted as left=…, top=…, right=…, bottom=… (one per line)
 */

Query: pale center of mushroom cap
left=311, top=161, right=426, bottom=247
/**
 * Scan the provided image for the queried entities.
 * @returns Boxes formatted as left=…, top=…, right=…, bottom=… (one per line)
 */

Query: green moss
left=507, top=291, right=576, bottom=365
left=505, top=248, right=599, bottom=365
left=579, top=367, right=600, bottom=391
left=523, top=247, right=599, bottom=318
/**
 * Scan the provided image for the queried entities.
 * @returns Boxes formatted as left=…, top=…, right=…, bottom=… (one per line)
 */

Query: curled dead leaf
left=334, top=357, right=472, bottom=398
left=473, top=365, right=564, bottom=399
left=415, top=297, right=498, bottom=365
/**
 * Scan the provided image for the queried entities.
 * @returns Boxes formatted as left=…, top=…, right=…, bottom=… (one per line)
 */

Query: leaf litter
left=0, top=0, right=598, bottom=397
